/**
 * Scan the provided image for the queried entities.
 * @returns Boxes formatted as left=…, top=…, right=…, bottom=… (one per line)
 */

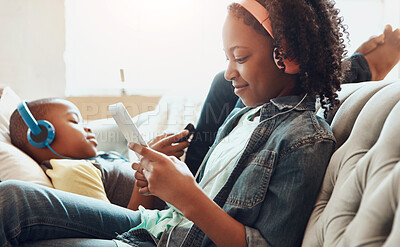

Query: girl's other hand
left=148, top=130, right=190, bottom=158
left=132, top=161, right=151, bottom=195
left=129, top=143, right=198, bottom=210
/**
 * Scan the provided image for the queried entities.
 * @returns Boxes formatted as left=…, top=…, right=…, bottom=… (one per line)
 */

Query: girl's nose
left=224, top=63, right=239, bottom=81
left=84, top=127, right=93, bottom=133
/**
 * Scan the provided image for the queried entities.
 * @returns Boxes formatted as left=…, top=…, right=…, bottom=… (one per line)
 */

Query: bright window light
left=65, top=0, right=233, bottom=96
left=65, top=0, right=400, bottom=97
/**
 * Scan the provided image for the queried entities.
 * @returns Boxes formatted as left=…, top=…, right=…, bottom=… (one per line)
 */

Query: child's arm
left=130, top=144, right=248, bottom=247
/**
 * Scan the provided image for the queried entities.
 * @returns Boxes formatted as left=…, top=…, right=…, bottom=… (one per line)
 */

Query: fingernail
left=128, top=143, right=142, bottom=153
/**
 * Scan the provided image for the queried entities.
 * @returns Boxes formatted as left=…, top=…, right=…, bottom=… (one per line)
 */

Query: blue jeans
left=0, top=180, right=141, bottom=247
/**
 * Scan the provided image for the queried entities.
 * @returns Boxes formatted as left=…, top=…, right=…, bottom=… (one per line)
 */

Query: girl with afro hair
left=0, top=0, right=350, bottom=246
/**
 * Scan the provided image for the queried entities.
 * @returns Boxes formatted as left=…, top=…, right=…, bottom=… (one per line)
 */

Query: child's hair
left=10, top=98, right=56, bottom=157
left=229, top=0, right=349, bottom=117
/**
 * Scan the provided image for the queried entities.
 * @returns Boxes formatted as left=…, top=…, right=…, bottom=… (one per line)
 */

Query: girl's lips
left=234, top=84, right=248, bottom=89
left=233, top=84, right=249, bottom=95
left=232, top=81, right=249, bottom=89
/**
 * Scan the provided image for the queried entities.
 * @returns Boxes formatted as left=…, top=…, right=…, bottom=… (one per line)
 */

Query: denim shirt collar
left=270, top=95, right=315, bottom=111
left=258, top=95, right=315, bottom=122
left=211, top=95, right=316, bottom=145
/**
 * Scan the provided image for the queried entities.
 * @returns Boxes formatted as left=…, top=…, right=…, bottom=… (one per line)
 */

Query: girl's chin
left=237, top=94, right=255, bottom=107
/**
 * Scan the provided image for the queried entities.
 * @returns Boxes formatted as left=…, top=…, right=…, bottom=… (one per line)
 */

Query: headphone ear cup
left=27, top=120, right=55, bottom=148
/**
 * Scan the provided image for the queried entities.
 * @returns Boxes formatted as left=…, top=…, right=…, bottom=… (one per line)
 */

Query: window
left=65, top=0, right=233, bottom=96
left=65, top=0, right=400, bottom=97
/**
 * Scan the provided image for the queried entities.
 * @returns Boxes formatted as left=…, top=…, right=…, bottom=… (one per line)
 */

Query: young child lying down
left=9, top=98, right=189, bottom=207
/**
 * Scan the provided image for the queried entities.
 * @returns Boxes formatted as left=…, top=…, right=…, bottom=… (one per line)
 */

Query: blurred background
left=1, top=0, right=399, bottom=119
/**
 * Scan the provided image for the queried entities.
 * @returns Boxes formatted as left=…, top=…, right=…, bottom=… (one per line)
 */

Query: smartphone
left=176, top=123, right=195, bottom=143
left=108, top=103, right=148, bottom=159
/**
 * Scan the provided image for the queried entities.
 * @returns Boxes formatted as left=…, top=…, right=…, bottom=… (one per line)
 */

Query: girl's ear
left=273, top=47, right=300, bottom=74
left=273, top=47, right=285, bottom=71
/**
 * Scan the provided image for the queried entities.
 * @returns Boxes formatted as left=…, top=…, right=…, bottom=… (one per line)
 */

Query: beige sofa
left=304, top=80, right=400, bottom=246
left=1, top=79, right=400, bottom=246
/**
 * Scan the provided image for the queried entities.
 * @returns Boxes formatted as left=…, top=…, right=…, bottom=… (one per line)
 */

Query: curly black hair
left=229, top=0, right=349, bottom=117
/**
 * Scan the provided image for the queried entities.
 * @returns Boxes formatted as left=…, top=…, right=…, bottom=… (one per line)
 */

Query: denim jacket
left=179, top=95, right=336, bottom=247
left=119, top=95, right=335, bottom=247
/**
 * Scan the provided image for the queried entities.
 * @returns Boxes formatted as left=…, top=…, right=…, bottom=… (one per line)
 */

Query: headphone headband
left=232, top=0, right=300, bottom=74
left=17, top=101, right=42, bottom=136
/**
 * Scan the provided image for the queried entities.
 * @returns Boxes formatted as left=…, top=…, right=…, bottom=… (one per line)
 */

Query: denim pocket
left=226, top=149, right=276, bottom=208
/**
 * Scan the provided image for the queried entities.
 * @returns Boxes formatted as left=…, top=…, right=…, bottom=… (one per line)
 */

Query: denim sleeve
left=245, top=140, right=335, bottom=247
left=343, top=53, right=372, bottom=83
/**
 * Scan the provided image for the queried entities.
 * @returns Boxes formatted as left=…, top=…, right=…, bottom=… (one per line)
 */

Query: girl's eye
left=70, top=120, right=79, bottom=124
left=235, top=56, right=248, bottom=64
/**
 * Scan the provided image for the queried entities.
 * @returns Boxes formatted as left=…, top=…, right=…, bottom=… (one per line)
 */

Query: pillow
left=0, top=142, right=53, bottom=187
left=0, top=87, right=20, bottom=143
left=0, top=87, right=53, bottom=187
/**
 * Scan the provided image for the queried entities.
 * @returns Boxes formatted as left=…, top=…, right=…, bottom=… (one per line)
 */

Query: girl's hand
left=131, top=130, right=190, bottom=195
left=132, top=162, right=151, bottom=195
left=148, top=130, right=190, bottom=158
left=129, top=143, right=198, bottom=209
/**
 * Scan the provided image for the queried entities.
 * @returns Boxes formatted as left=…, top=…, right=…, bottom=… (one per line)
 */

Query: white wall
left=0, top=0, right=65, bottom=100
left=65, top=0, right=231, bottom=97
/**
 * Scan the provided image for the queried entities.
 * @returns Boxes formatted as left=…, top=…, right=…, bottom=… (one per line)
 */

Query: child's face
left=40, top=100, right=98, bottom=160
left=222, top=13, right=297, bottom=107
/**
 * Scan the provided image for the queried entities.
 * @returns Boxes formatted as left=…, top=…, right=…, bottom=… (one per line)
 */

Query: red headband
left=233, top=0, right=300, bottom=74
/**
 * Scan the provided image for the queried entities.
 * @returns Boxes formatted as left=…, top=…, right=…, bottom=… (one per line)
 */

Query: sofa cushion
left=303, top=80, right=400, bottom=246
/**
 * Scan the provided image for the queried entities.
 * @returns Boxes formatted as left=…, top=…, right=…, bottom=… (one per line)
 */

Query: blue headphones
left=17, top=101, right=55, bottom=149
left=17, top=101, right=128, bottom=162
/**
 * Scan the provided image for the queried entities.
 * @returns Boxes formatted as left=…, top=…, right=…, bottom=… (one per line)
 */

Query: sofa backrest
left=303, top=80, right=400, bottom=246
